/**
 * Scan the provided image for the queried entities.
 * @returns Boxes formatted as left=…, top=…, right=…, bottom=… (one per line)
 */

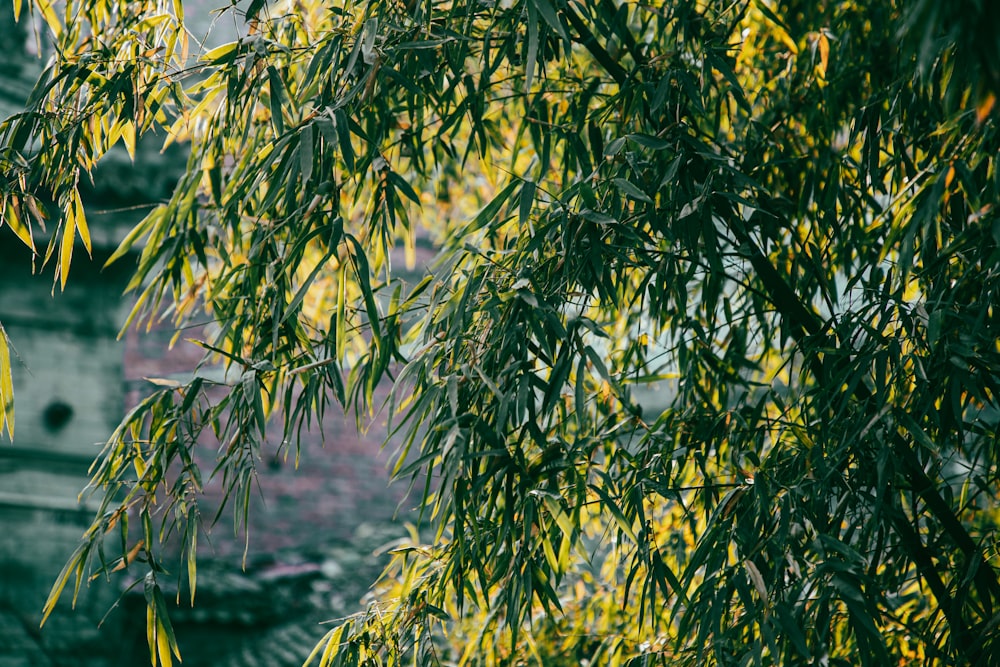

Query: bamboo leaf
left=73, top=190, right=91, bottom=256
left=299, top=122, right=314, bottom=184
left=245, top=0, right=267, bottom=22
left=267, top=66, right=288, bottom=135
left=612, top=177, right=653, bottom=203
left=0, top=326, right=13, bottom=441
left=588, top=482, right=637, bottom=544
left=187, top=517, right=197, bottom=606
left=344, top=235, right=381, bottom=341
left=41, top=544, right=87, bottom=626
left=58, top=205, right=75, bottom=290
left=528, top=0, right=568, bottom=41
left=525, top=1, right=538, bottom=92
left=464, top=180, right=518, bottom=234
left=745, top=560, right=767, bottom=599
left=36, top=0, right=61, bottom=36
left=2, top=198, right=35, bottom=251
left=201, top=41, right=239, bottom=65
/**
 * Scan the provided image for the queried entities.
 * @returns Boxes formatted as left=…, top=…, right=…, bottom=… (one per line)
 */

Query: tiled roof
left=118, top=522, right=407, bottom=667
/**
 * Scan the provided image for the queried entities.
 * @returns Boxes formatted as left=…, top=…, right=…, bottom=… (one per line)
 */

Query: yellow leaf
left=818, top=33, right=829, bottom=76
left=302, top=628, right=338, bottom=667
left=187, top=529, right=197, bottom=606
left=976, top=92, right=996, bottom=125
left=120, top=120, right=136, bottom=161
left=201, top=41, right=239, bottom=64
left=59, top=204, right=76, bottom=290
left=598, top=379, right=612, bottom=401
left=3, top=197, right=34, bottom=251
left=319, top=627, right=341, bottom=667
left=776, top=27, right=798, bottom=54
left=84, top=69, right=108, bottom=87
left=756, top=1, right=798, bottom=54
left=149, top=587, right=182, bottom=667
left=110, top=539, right=145, bottom=573
left=541, top=528, right=560, bottom=571
left=73, top=190, right=91, bottom=256
left=136, top=14, right=170, bottom=30
left=41, top=549, right=80, bottom=626
left=143, top=376, right=181, bottom=387
left=36, top=0, right=61, bottom=37
left=133, top=452, right=147, bottom=480
left=156, top=618, right=173, bottom=667
left=0, top=327, right=13, bottom=440
left=89, top=114, right=104, bottom=156
left=146, top=604, right=156, bottom=666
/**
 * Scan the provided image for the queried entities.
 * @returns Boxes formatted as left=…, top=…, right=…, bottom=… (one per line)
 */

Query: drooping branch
left=730, top=206, right=999, bottom=651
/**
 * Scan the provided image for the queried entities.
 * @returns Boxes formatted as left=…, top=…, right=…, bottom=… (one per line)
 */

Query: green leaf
left=705, top=52, right=751, bottom=112
left=104, top=208, right=158, bottom=269
left=464, top=180, right=518, bottom=234
left=612, top=177, right=652, bottom=203
left=604, top=136, right=626, bottom=156
left=519, top=180, right=536, bottom=225
left=588, top=481, right=638, bottom=544
left=775, top=604, right=811, bottom=657
left=627, top=133, right=670, bottom=150
left=344, top=235, right=381, bottom=341
left=267, top=66, right=288, bottom=135
left=524, top=1, right=539, bottom=92
left=334, top=109, right=355, bottom=172
left=387, top=170, right=421, bottom=206
left=245, top=0, right=267, bottom=21
left=299, top=123, right=314, bottom=184
left=528, top=0, right=568, bottom=41
left=579, top=209, right=618, bottom=225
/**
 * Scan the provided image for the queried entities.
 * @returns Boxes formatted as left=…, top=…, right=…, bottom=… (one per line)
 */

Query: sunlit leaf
left=0, top=327, right=13, bottom=441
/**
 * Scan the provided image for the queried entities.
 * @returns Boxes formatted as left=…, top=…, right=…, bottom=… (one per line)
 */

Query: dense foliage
left=2, top=0, right=999, bottom=664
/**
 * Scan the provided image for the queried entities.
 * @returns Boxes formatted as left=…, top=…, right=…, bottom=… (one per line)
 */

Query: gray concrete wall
left=0, top=245, right=132, bottom=667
